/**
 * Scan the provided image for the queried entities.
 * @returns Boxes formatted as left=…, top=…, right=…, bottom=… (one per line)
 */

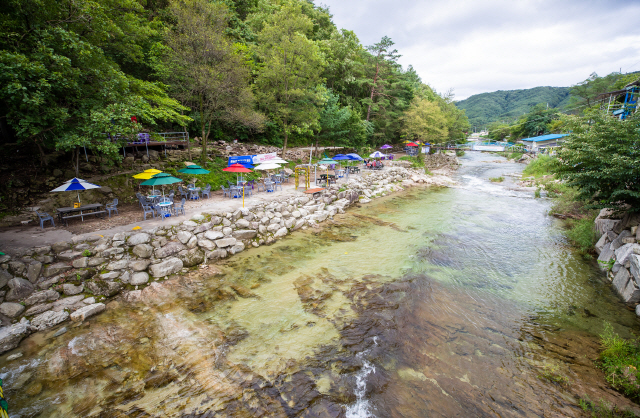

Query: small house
left=520, top=134, right=569, bottom=151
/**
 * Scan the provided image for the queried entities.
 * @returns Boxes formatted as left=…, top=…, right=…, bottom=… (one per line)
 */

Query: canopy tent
left=51, top=178, right=102, bottom=204
left=132, top=169, right=162, bottom=180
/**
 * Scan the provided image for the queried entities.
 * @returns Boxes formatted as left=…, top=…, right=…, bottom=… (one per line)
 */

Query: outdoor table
left=56, top=203, right=106, bottom=226
left=336, top=169, right=345, bottom=178
left=320, top=174, right=336, bottom=185
left=305, top=187, right=325, bottom=199
left=265, top=180, right=275, bottom=193
left=187, top=187, right=200, bottom=192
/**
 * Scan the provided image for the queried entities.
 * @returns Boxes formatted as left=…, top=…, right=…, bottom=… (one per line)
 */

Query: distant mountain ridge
left=455, top=86, right=571, bottom=128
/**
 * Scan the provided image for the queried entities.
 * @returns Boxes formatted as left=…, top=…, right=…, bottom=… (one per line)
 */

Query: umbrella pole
left=78, top=191, right=81, bottom=204
left=242, top=186, right=244, bottom=208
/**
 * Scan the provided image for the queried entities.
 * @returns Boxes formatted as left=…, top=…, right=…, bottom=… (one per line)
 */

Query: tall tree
left=254, top=1, right=325, bottom=156
left=159, top=0, right=264, bottom=162
left=362, top=36, right=401, bottom=122
left=400, top=97, right=448, bottom=144
left=0, top=0, right=189, bottom=165
left=315, top=89, right=351, bottom=156
left=569, top=72, right=620, bottom=111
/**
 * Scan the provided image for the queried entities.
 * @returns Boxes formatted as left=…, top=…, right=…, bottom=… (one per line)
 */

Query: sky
left=317, top=0, right=640, bottom=100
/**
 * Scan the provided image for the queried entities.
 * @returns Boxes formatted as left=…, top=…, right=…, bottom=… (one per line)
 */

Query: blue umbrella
left=332, top=155, right=350, bottom=161
left=51, top=178, right=101, bottom=204
left=346, top=153, right=363, bottom=161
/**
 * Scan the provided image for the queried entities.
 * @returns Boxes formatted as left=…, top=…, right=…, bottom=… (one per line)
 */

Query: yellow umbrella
left=132, top=169, right=162, bottom=180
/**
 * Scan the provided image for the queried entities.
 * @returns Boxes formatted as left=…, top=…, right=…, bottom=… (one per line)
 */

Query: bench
left=61, top=210, right=106, bottom=226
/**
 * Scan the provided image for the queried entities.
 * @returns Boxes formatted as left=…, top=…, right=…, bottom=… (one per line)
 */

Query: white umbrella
left=254, top=162, right=282, bottom=171
left=51, top=177, right=101, bottom=204
left=369, top=151, right=386, bottom=158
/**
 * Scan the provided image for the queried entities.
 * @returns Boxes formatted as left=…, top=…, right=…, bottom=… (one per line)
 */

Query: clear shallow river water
left=2, top=152, right=640, bottom=417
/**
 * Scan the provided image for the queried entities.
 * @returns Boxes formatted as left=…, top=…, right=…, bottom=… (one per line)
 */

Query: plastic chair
left=106, top=198, right=119, bottom=217
left=168, top=191, right=175, bottom=201
left=221, top=185, right=231, bottom=198
left=37, top=211, right=55, bottom=229
left=178, top=186, right=188, bottom=200
left=265, top=180, right=275, bottom=193
left=135, top=192, right=143, bottom=207
left=256, top=181, right=265, bottom=192
left=142, top=205, right=155, bottom=220
left=155, top=204, right=171, bottom=220
left=274, top=179, right=283, bottom=191
left=202, top=185, right=211, bottom=199
left=174, top=198, right=186, bottom=216
left=189, top=190, right=199, bottom=200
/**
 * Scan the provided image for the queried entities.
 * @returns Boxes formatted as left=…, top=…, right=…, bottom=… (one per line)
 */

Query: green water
left=1, top=152, right=639, bottom=417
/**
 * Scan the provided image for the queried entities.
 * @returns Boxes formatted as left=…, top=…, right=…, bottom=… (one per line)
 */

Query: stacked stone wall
left=0, top=167, right=452, bottom=353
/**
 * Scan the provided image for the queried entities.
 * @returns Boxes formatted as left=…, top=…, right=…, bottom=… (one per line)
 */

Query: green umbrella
left=140, top=172, right=183, bottom=195
left=177, top=165, right=210, bottom=175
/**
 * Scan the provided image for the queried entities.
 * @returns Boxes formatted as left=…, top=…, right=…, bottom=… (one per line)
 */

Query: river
left=2, top=152, right=639, bottom=417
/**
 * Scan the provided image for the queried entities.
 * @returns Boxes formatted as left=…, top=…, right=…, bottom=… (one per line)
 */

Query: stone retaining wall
left=595, top=210, right=640, bottom=314
left=0, top=167, right=452, bottom=354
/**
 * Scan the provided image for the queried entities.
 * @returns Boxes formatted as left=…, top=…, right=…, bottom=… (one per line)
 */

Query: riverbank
left=2, top=152, right=640, bottom=417
left=0, top=165, right=453, bottom=355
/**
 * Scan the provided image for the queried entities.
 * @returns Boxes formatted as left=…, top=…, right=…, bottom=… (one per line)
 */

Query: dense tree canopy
left=556, top=111, right=640, bottom=210
left=0, top=0, right=470, bottom=162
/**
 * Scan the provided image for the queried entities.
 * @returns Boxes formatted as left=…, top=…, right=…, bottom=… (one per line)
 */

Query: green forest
left=480, top=72, right=640, bottom=141
left=0, top=0, right=470, bottom=166
left=455, top=86, right=571, bottom=128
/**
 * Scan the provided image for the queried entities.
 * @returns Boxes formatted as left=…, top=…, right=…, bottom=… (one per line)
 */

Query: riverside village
left=0, top=1, right=640, bottom=416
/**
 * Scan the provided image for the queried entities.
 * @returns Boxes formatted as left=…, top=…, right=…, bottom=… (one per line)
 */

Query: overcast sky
left=318, top=0, right=640, bottom=100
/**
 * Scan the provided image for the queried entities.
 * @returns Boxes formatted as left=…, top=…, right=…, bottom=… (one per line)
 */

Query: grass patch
left=496, top=151, right=524, bottom=161
left=398, top=155, right=424, bottom=169
left=598, top=322, right=640, bottom=402
left=489, top=176, right=504, bottom=182
left=579, top=395, right=638, bottom=418
left=456, top=150, right=465, bottom=157
left=522, top=155, right=560, bottom=178
left=565, top=216, right=598, bottom=257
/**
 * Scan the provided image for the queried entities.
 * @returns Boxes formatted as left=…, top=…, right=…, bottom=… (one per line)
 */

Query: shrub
left=522, top=155, right=560, bottom=178
left=489, top=176, right=504, bottom=182
left=565, top=217, right=598, bottom=257
left=598, top=322, right=640, bottom=402
left=578, top=395, right=637, bottom=418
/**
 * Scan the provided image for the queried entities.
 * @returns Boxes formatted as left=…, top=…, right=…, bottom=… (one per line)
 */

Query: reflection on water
left=2, top=152, right=640, bottom=417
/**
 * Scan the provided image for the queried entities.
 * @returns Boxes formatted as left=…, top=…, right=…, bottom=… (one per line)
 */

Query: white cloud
left=319, top=0, right=640, bottom=99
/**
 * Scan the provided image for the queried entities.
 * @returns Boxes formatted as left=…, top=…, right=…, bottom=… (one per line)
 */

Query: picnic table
left=56, top=203, right=106, bottom=226
left=319, top=174, right=336, bottom=185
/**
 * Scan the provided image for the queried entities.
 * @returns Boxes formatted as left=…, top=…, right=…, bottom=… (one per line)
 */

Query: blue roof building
left=520, top=134, right=569, bottom=151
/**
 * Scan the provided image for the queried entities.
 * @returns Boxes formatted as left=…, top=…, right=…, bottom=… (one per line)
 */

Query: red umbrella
left=223, top=163, right=253, bottom=206
left=407, top=142, right=419, bottom=146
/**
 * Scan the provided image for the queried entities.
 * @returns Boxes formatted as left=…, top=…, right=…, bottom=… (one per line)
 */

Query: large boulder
left=130, top=272, right=149, bottom=286
left=133, top=244, right=153, bottom=259
left=86, top=280, right=123, bottom=297
left=70, top=303, right=106, bottom=322
left=63, top=283, right=84, bottom=296
left=0, top=269, right=12, bottom=289
left=128, top=233, right=150, bottom=246
left=149, top=257, right=183, bottom=277
left=178, top=248, right=205, bottom=267
left=197, top=239, right=215, bottom=251
left=177, top=231, right=193, bottom=244
left=215, top=238, right=237, bottom=248
left=615, top=244, right=640, bottom=266
left=6, top=278, right=35, bottom=301
left=0, top=321, right=31, bottom=354
left=106, top=259, right=129, bottom=270
left=623, top=278, right=640, bottom=303
left=31, top=310, right=69, bottom=331
left=24, top=289, right=59, bottom=306
left=8, top=261, right=26, bottom=277
left=0, top=302, right=25, bottom=318
left=51, top=241, right=71, bottom=253
left=129, top=259, right=151, bottom=272
left=43, top=263, right=71, bottom=277
left=613, top=268, right=631, bottom=296
left=154, top=241, right=186, bottom=259
left=233, top=230, right=257, bottom=240
left=597, top=243, right=615, bottom=269
left=204, top=230, right=224, bottom=240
